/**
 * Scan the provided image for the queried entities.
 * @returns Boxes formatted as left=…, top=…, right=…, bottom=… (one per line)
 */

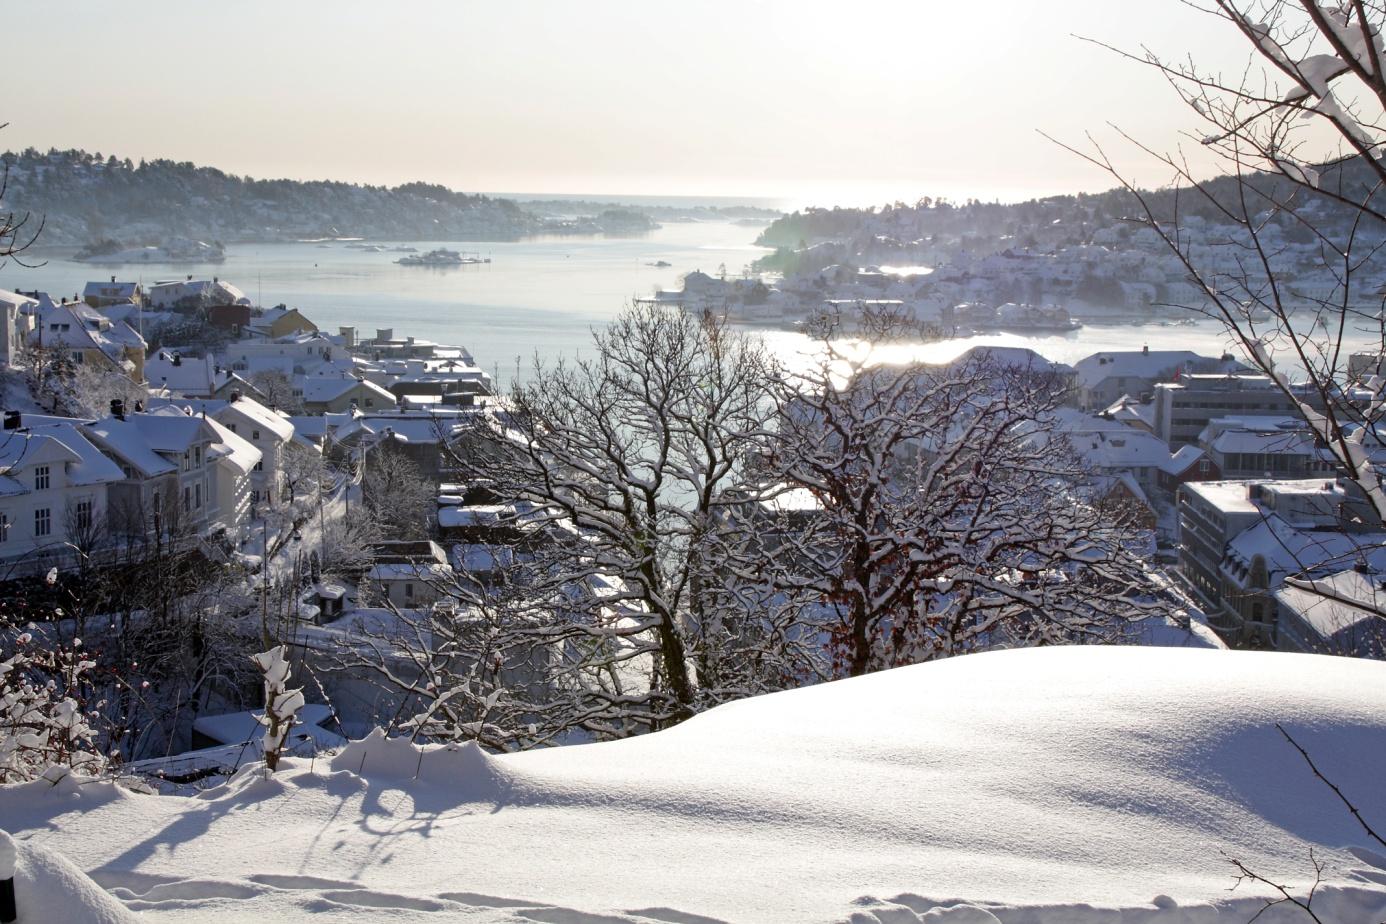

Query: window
left=252, top=429, right=261, bottom=441
left=404, top=582, right=414, bottom=599
left=34, top=508, right=50, bottom=538
left=34, top=465, right=49, bottom=491
left=75, top=499, right=92, bottom=532
left=71, top=351, right=84, bottom=364
left=195, top=484, right=202, bottom=509
left=0, top=513, right=8, bottom=542
left=194, top=446, right=202, bottom=467
left=183, top=486, right=191, bottom=511
left=227, top=423, right=236, bottom=433
left=253, top=459, right=264, bottom=472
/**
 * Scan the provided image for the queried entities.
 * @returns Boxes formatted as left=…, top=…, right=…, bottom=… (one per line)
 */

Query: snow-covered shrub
left=0, top=634, right=105, bottom=783
left=250, top=646, right=303, bottom=772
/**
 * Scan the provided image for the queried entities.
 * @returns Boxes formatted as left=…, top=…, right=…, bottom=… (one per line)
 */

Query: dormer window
left=34, top=465, right=49, bottom=491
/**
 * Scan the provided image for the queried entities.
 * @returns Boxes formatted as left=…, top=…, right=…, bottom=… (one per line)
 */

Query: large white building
left=0, top=416, right=126, bottom=575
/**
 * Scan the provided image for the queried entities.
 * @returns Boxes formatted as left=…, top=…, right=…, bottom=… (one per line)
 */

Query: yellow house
left=251, top=307, right=318, bottom=339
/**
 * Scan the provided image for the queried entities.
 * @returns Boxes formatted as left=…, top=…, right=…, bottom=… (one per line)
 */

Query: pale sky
left=8, top=1, right=1256, bottom=207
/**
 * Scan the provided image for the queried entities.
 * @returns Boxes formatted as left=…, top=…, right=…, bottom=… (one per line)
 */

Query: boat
left=396, top=248, right=490, bottom=266
left=647, top=260, right=672, bottom=268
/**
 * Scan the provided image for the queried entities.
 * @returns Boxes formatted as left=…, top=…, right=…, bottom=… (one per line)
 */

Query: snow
left=0, top=830, right=137, bottom=924
left=2, top=647, right=1386, bottom=921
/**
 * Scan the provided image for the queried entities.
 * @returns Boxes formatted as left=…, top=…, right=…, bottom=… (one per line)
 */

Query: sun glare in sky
left=10, top=0, right=1253, bottom=205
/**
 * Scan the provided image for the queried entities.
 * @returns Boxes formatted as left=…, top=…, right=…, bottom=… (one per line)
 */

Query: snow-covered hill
left=2, top=646, right=1385, bottom=922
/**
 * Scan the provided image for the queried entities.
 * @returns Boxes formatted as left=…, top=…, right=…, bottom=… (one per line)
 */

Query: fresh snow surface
left=3, top=646, right=1386, bottom=922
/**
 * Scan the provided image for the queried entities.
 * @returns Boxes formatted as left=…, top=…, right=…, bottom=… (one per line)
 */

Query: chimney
left=1142, top=344, right=1149, bottom=354
left=172, top=353, right=182, bottom=367
left=213, top=276, right=218, bottom=284
left=110, top=275, right=116, bottom=284
left=229, top=390, right=241, bottom=402
left=2, top=411, right=20, bottom=430
left=110, top=399, right=125, bottom=421
left=187, top=274, right=193, bottom=282
left=134, top=400, right=144, bottom=413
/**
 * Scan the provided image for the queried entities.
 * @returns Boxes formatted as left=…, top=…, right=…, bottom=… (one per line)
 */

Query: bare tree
left=451, top=305, right=803, bottom=734
left=361, top=444, right=434, bottom=539
left=248, top=370, right=303, bottom=414
left=760, top=304, right=1163, bottom=677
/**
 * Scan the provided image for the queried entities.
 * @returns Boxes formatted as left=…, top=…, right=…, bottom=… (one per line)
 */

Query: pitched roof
left=1074, top=350, right=1206, bottom=388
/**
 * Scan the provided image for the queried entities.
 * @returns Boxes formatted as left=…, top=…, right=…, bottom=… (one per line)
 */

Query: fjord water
left=8, top=219, right=1283, bottom=385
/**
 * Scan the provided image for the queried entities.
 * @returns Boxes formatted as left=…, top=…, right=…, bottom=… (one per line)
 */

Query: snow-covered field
left=3, top=646, right=1385, bottom=923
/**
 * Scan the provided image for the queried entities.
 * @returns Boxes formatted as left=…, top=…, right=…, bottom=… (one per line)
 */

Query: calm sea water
left=3, top=220, right=1351, bottom=386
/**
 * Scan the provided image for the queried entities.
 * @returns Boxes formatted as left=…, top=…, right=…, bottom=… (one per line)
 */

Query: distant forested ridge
left=0, top=148, right=541, bottom=246
left=754, top=157, right=1386, bottom=271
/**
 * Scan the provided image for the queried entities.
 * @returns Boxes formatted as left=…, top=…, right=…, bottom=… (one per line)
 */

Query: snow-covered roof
left=84, top=417, right=181, bottom=477
left=1069, top=429, right=1171, bottom=469
left=203, top=416, right=262, bottom=476
left=82, top=280, right=140, bottom=300
left=1074, top=350, right=1210, bottom=388
left=33, top=302, right=146, bottom=361
left=366, top=562, right=454, bottom=581
left=148, top=394, right=295, bottom=443
left=1161, top=444, right=1206, bottom=476
left=1275, top=571, right=1386, bottom=655
left=1223, top=515, right=1386, bottom=587
left=0, top=288, right=39, bottom=312
left=298, top=376, right=394, bottom=406
left=146, top=278, right=250, bottom=308
left=191, top=703, right=344, bottom=751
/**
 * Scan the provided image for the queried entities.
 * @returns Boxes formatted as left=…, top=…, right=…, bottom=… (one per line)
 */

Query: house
left=366, top=540, right=453, bottom=607
left=85, top=404, right=261, bottom=544
left=82, top=278, right=142, bottom=309
left=145, top=277, right=250, bottom=311
left=32, top=301, right=148, bottom=383
left=1072, top=348, right=1246, bottom=411
left=1100, top=395, right=1157, bottom=433
left=147, top=393, right=295, bottom=509
left=297, top=375, right=396, bottom=415
left=0, top=288, right=39, bottom=367
left=206, top=304, right=253, bottom=336
left=1158, top=445, right=1221, bottom=499
left=328, top=412, right=468, bottom=483
left=146, top=350, right=263, bottom=400
left=0, top=415, right=125, bottom=575
left=247, top=307, right=317, bottom=339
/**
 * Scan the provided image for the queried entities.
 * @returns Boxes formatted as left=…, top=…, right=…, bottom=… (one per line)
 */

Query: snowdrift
left=2, top=646, right=1385, bottom=923
left=0, top=830, right=137, bottom=924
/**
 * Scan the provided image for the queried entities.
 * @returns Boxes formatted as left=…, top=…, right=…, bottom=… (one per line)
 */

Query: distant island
left=0, top=148, right=782, bottom=250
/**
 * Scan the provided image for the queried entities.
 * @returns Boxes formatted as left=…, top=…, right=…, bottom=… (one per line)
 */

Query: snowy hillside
left=2, top=646, right=1385, bottom=923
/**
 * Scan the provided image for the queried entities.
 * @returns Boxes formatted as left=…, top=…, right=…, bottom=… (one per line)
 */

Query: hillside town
left=651, top=180, right=1386, bottom=328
